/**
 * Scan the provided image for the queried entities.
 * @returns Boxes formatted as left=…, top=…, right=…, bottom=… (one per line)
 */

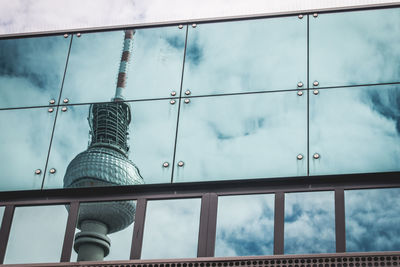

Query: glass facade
left=0, top=6, right=399, bottom=265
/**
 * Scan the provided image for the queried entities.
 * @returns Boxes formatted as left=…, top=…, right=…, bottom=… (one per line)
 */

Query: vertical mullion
left=197, top=193, right=210, bottom=257
left=205, top=193, right=218, bottom=257
left=274, top=192, right=285, bottom=255
left=130, top=198, right=147, bottom=259
left=60, top=201, right=79, bottom=262
left=306, top=13, right=310, bottom=176
left=0, top=205, right=15, bottom=264
left=335, top=188, right=346, bottom=252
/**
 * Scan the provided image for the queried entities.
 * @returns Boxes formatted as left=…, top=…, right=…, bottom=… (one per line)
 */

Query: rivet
left=297, top=91, right=303, bottom=96
left=171, top=91, right=177, bottom=96
left=178, top=161, right=184, bottom=167
left=49, top=99, right=56, bottom=104
left=63, top=98, right=69, bottom=103
left=184, top=99, right=190, bottom=104
left=313, top=13, right=318, bottom=18
left=76, top=33, right=81, bottom=37
left=35, top=169, right=42, bottom=175
left=313, top=81, right=319, bottom=86
left=49, top=168, right=56, bottom=174
left=178, top=25, right=183, bottom=29
left=48, top=108, right=54, bottom=113
left=185, top=90, right=191, bottom=95
left=61, top=107, right=68, bottom=112
left=298, top=14, right=304, bottom=19
left=297, top=154, right=303, bottom=160
left=192, top=23, right=197, bottom=28
left=170, top=100, right=176, bottom=105
left=163, top=162, right=169, bottom=168
left=63, top=34, right=68, bottom=38
left=297, top=82, right=303, bottom=88
left=313, top=153, right=320, bottom=159
left=313, top=89, right=319, bottom=95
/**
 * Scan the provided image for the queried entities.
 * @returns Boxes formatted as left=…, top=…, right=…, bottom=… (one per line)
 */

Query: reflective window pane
left=72, top=201, right=136, bottom=261
left=183, top=16, right=306, bottom=96
left=4, top=205, right=68, bottom=264
left=309, top=85, right=400, bottom=176
left=346, top=188, right=400, bottom=252
left=141, top=198, right=201, bottom=259
left=0, top=108, right=55, bottom=191
left=285, top=191, right=335, bottom=254
left=174, top=92, right=307, bottom=182
left=310, top=8, right=400, bottom=88
left=44, top=100, right=177, bottom=189
left=216, top=194, right=274, bottom=256
left=0, top=35, right=70, bottom=108
left=61, top=26, right=185, bottom=104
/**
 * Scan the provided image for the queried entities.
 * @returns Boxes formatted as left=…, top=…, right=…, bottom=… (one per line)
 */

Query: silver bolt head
left=178, top=25, right=183, bottom=29
left=313, top=89, right=319, bottom=95
left=298, top=14, right=304, bottom=19
left=178, top=161, right=184, bottom=167
left=63, top=34, right=68, bottom=38
left=35, top=169, right=42, bottom=175
left=49, top=99, right=56, bottom=104
left=297, top=91, right=303, bottom=96
left=170, top=100, right=176, bottom=105
left=313, top=81, right=319, bottom=86
left=61, top=107, right=67, bottom=112
left=184, top=99, right=190, bottom=104
left=185, top=90, right=191, bottom=95
left=297, top=82, right=303, bottom=87
left=313, top=153, right=320, bottom=159
left=297, top=154, right=303, bottom=160
left=49, top=168, right=56, bottom=174
left=63, top=98, right=69, bottom=103
left=171, top=91, right=177, bottom=96
left=77, top=33, right=81, bottom=37
left=163, top=162, right=169, bottom=168
left=48, top=108, right=54, bottom=113
left=192, top=23, right=197, bottom=28
left=313, top=13, right=318, bottom=18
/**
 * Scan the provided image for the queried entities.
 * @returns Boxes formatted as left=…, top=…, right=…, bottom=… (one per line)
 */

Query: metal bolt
left=170, top=100, right=176, bottom=105
left=297, top=154, right=304, bottom=160
left=297, top=82, right=303, bottom=88
left=185, top=90, right=191, bottom=95
left=298, top=14, right=304, bottom=19
left=178, top=161, right=184, bottom=167
left=297, top=91, right=303, bottom=96
left=313, top=81, right=319, bottom=86
left=178, top=25, right=183, bottom=29
left=48, top=108, right=54, bottom=113
left=49, top=168, right=56, bottom=174
left=61, top=107, right=68, bottom=112
left=76, top=33, right=81, bottom=37
left=171, top=91, right=177, bottom=96
left=63, top=98, right=69, bottom=103
left=49, top=99, right=56, bottom=104
left=63, top=34, right=68, bottom=38
left=163, top=162, right=169, bottom=168
left=313, top=153, right=320, bottom=159
left=313, top=13, right=318, bottom=18
left=313, top=89, right=319, bottom=95
left=184, top=99, right=190, bottom=104
left=35, top=169, right=42, bottom=175
left=192, top=23, right=197, bottom=28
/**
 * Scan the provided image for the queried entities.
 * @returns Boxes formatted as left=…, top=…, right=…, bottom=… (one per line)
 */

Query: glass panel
left=309, top=85, right=400, bottom=176
left=310, top=8, right=400, bottom=88
left=44, top=100, right=177, bottom=189
left=345, top=188, right=400, bottom=252
left=61, top=26, right=185, bottom=104
left=285, top=191, right=335, bottom=254
left=141, top=198, right=201, bottom=259
left=0, top=107, right=55, bottom=191
left=72, top=201, right=136, bottom=261
left=216, top=194, right=274, bottom=256
left=4, top=205, right=68, bottom=264
left=0, top=35, right=70, bottom=108
left=183, top=16, right=306, bottom=96
left=174, top=91, right=307, bottom=182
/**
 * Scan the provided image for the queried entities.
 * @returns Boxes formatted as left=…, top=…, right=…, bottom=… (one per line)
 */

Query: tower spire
left=114, top=30, right=134, bottom=101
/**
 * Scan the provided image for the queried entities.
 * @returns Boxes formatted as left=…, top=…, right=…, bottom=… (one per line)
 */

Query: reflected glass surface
left=346, top=188, right=400, bottom=252
left=216, top=194, right=274, bottom=256
left=0, top=35, right=70, bottom=108
left=72, top=201, right=136, bottom=261
left=61, top=26, right=185, bottom=104
left=310, top=8, right=400, bottom=88
left=309, top=85, right=400, bottom=175
left=141, top=198, right=201, bottom=259
left=0, top=108, right=55, bottom=191
left=183, top=16, right=306, bottom=96
left=4, top=205, right=68, bottom=264
left=44, top=100, right=177, bottom=189
left=174, top=92, right=307, bottom=182
left=284, top=191, right=335, bottom=254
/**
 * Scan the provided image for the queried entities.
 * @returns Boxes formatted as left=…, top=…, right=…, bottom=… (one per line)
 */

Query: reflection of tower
left=63, top=30, right=144, bottom=261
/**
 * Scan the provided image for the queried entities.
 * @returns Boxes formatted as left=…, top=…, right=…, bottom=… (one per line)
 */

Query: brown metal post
left=274, top=192, right=284, bottom=255
left=0, top=205, right=15, bottom=264
left=60, top=201, right=80, bottom=262
left=335, top=188, right=346, bottom=252
left=130, top=198, right=147, bottom=259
